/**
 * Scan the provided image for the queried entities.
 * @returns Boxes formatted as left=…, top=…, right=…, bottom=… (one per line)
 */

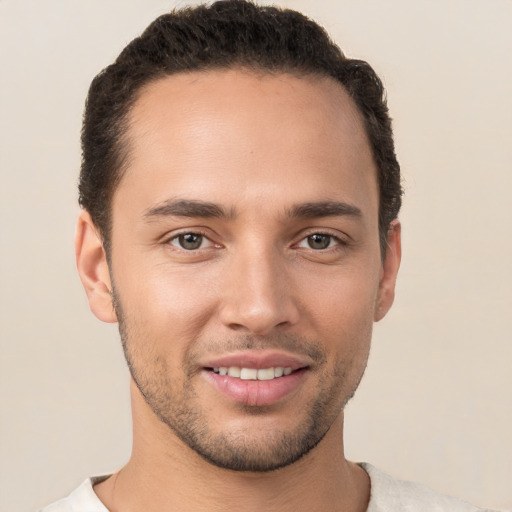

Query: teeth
left=227, top=367, right=241, bottom=378
left=240, top=368, right=258, bottom=380
left=212, top=366, right=294, bottom=380
left=257, top=368, right=275, bottom=380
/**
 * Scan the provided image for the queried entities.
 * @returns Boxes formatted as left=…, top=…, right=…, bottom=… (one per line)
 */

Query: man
left=40, top=1, right=496, bottom=511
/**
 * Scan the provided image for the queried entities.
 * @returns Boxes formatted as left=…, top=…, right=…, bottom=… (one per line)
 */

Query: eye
left=169, top=232, right=211, bottom=250
left=298, top=233, right=340, bottom=250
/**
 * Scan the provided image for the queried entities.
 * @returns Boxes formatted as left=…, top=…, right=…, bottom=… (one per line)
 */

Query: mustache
left=188, top=334, right=328, bottom=366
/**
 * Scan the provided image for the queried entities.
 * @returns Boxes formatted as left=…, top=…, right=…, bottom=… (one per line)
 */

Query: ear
left=374, top=220, right=401, bottom=322
left=75, top=210, right=118, bottom=323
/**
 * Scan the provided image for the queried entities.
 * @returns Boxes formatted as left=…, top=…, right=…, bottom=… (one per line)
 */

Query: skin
left=76, top=69, right=401, bottom=512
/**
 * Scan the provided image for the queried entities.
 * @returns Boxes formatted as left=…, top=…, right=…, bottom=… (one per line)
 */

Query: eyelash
left=163, top=230, right=347, bottom=252
left=165, top=229, right=217, bottom=251
left=296, top=232, right=347, bottom=251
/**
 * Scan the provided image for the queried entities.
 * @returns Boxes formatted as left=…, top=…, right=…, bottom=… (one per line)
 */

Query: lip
left=203, top=368, right=307, bottom=406
left=201, top=350, right=311, bottom=371
left=200, top=350, right=310, bottom=407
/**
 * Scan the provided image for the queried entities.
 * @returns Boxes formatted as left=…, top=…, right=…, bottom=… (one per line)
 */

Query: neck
left=95, top=382, right=370, bottom=512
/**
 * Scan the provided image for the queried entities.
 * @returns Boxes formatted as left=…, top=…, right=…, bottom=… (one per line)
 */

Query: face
left=77, top=69, right=400, bottom=472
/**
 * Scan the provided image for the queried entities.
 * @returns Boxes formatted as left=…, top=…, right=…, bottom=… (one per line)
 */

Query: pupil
left=180, top=233, right=202, bottom=250
left=308, top=234, right=330, bottom=249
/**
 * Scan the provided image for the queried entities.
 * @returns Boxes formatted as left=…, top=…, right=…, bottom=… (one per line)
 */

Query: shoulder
left=360, top=463, right=501, bottom=512
left=37, top=477, right=110, bottom=512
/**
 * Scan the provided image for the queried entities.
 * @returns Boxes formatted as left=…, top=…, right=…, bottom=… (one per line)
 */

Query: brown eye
left=306, top=234, right=333, bottom=250
left=173, top=233, right=204, bottom=250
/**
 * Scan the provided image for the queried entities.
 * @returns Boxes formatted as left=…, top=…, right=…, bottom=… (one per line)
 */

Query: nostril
left=218, top=283, right=301, bottom=335
left=227, top=322, right=248, bottom=332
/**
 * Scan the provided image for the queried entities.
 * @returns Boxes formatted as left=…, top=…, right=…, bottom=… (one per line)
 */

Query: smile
left=211, top=366, right=293, bottom=380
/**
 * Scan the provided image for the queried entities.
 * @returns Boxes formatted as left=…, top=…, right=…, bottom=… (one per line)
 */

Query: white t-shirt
left=38, top=463, right=501, bottom=512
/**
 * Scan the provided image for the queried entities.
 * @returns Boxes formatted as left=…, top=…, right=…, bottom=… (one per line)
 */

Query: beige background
left=1, top=1, right=511, bottom=511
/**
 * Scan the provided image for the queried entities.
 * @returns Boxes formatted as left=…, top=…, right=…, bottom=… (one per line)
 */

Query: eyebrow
left=143, top=199, right=362, bottom=222
left=143, top=199, right=232, bottom=220
left=287, top=201, right=362, bottom=219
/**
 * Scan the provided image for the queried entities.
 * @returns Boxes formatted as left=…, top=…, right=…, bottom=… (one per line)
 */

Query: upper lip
left=201, top=350, right=311, bottom=371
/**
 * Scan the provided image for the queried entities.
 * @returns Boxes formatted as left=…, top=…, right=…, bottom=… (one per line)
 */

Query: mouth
left=201, top=352, right=310, bottom=406
left=208, top=366, right=294, bottom=380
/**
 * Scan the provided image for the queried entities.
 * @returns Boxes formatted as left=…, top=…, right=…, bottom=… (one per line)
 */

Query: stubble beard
left=113, top=292, right=369, bottom=473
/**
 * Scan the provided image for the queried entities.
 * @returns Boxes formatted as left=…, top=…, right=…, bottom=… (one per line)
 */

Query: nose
left=218, top=245, right=301, bottom=336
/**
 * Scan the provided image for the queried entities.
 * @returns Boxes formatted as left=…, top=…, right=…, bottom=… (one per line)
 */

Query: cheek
left=298, top=263, right=380, bottom=333
left=296, top=262, right=378, bottom=375
left=113, top=260, right=221, bottom=353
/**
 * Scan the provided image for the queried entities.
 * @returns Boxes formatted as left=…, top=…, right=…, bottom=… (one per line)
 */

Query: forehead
left=115, top=69, right=377, bottom=218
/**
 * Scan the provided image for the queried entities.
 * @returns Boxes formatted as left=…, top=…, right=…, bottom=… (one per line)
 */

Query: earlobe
left=75, top=210, right=118, bottom=323
left=374, top=220, right=401, bottom=322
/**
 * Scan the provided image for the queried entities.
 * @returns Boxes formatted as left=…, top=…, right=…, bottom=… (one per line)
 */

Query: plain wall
left=0, top=1, right=510, bottom=510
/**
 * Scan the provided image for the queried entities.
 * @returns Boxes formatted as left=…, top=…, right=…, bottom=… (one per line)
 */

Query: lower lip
left=203, top=369, right=307, bottom=406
